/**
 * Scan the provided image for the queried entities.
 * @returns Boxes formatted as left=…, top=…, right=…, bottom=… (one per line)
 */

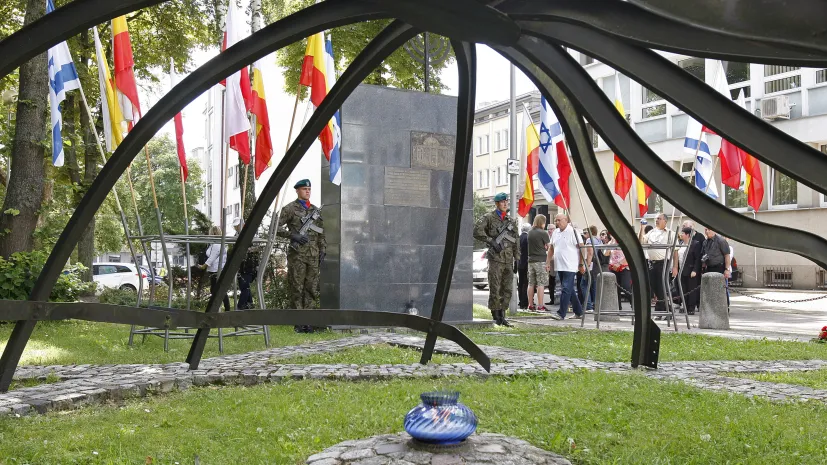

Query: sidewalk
left=515, top=288, right=827, bottom=342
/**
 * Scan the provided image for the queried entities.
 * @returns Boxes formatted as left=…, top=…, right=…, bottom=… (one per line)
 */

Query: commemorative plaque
left=411, top=132, right=456, bottom=171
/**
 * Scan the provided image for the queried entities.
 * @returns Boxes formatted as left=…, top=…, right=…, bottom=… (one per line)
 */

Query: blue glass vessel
left=404, top=391, right=477, bottom=445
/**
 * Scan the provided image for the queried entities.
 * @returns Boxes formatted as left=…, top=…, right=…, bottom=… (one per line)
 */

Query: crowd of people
left=480, top=192, right=734, bottom=324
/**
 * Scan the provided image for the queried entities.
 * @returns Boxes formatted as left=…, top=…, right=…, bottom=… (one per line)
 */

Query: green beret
left=293, top=179, right=311, bottom=189
left=493, top=192, right=508, bottom=202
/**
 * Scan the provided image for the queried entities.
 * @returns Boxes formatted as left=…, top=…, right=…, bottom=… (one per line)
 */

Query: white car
left=92, top=262, right=148, bottom=293
left=473, top=249, right=488, bottom=290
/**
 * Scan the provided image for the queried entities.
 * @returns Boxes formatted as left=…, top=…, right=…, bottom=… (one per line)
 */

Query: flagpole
left=75, top=84, right=144, bottom=305
left=142, top=143, right=174, bottom=308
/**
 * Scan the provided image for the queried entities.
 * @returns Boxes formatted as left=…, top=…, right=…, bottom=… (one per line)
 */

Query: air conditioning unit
left=761, top=95, right=792, bottom=120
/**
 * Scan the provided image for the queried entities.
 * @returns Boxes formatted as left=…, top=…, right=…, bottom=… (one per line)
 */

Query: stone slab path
left=3, top=333, right=827, bottom=416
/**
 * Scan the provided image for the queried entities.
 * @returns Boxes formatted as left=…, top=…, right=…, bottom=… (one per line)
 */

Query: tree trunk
left=0, top=0, right=48, bottom=258
left=243, top=0, right=262, bottom=220
left=76, top=30, right=96, bottom=282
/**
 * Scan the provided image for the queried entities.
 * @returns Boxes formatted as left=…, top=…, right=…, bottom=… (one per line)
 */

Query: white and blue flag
left=693, top=132, right=719, bottom=199
left=46, top=0, right=80, bottom=167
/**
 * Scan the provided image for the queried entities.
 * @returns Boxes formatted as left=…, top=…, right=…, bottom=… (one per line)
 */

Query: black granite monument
left=321, top=84, right=473, bottom=322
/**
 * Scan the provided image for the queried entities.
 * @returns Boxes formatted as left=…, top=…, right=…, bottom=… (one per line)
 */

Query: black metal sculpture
left=1, top=0, right=826, bottom=392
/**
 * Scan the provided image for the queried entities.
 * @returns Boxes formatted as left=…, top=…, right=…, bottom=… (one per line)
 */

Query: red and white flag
left=169, top=59, right=188, bottom=181
left=222, top=0, right=252, bottom=164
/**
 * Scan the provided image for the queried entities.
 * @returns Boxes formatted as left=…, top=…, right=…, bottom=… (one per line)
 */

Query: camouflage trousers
left=287, top=258, right=320, bottom=309
left=487, top=260, right=513, bottom=311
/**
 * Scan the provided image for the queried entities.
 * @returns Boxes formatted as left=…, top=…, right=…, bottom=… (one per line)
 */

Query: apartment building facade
left=473, top=50, right=827, bottom=289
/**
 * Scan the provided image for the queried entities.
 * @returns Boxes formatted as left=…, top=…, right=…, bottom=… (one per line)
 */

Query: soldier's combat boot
left=498, top=310, right=514, bottom=327
left=491, top=310, right=501, bottom=326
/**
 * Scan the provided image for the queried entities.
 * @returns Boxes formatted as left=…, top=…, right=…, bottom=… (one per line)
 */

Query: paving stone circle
left=305, top=432, right=571, bottom=465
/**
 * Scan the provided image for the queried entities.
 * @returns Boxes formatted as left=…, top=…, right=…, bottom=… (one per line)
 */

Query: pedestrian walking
left=200, top=225, right=231, bottom=313
left=549, top=214, right=585, bottom=320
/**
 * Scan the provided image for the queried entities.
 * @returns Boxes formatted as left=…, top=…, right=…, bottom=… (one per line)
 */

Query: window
left=116, top=265, right=132, bottom=273
left=725, top=186, right=748, bottom=209
left=763, top=65, right=801, bottom=95
left=680, top=161, right=695, bottom=184
left=233, top=203, right=240, bottom=218
left=481, top=134, right=489, bottom=154
left=723, top=61, right=750, bottom=84
left=765, top=76, right=800, bottom=94
left=496, top=129, right=509, bottom=151
left=765, top=65, right=800, bottom=77
left=228, top=165, right=234, bottom=179
left=641, top=87, right=666, bottom=119
left=678, top=57, right=705, bottom=81
left=497, top=166, right=508, bottom=186
left=770, top=169, right=797, bottom=207
left=646, top=192, right=663, bottom=216
left=109, top=255, right=122, bottom=263
left=817, top=69, right=827, bottom=84
left=234, top=164, right=241, bottom=189
left=478, top=170, right=489, bottom=188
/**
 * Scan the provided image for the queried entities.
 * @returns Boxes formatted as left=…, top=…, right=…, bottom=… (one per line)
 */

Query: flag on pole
left=710, top=61, right=744, bottom=189
left=733, top=89, right=764, bottom=209
left=636, top=177, right=652, bottom=217
left=518, top=104, right=540, bottom=217
left=537, top=97, right=571, bottom=209
left=300, top=31, right=342, bottom=184
left=222, top=0, right=252, bottom=164
left=93, top=27, right=125, bottom=152
left=251, top=59, right=273, bottom=179
left=612, top=72, right=632, bottom=199
left=169, top=59, right=188, bottom=181
left=46, top=0, right=80, bottom=167
left=694, top=132, right=719, bottom=199
left=112, top=15, right=141, bottom=126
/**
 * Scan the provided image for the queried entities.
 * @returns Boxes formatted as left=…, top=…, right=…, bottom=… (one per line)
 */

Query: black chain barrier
left=726, top=286, right=827, bottom=304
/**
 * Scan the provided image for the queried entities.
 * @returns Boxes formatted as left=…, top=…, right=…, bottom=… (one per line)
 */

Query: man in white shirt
left=639, top=213, right=676, bottom=312
left=549, top=214, right=585, bottom=320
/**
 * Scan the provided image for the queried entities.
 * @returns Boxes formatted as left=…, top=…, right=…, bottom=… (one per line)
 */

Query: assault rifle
left=290, top=206, right=323, bottom=251
left=488, top=220, right=516, bottom=255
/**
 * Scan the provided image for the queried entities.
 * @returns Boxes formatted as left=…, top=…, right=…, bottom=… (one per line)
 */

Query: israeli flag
left=324, top=36, right=342, bottom=185
left=694, top=132, right=719, bottom=199
left=47, top=0, right=80, bottom=166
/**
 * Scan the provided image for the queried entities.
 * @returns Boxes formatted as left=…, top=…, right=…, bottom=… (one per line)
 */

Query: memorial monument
left=320, top=84, right=474, bottom=322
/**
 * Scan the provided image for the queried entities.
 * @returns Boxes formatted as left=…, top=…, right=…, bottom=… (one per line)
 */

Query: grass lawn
left=0, top=321, right=346, bottom=367
left=1, top=371, right=826, bottom=464
left=725, top=368, right=827, bottom=390
left=270, top=343, right=474, bottom=365
left=467, top=326, right=827, bottom=362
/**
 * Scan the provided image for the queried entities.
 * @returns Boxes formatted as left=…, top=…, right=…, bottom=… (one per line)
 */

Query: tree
left=264, top=0, right=454, bottom=96
left=129, top=135, right=204, bottom=236
left=473, top=192, right=490, bottom=249
left=0, top=0, right=48, bottom=258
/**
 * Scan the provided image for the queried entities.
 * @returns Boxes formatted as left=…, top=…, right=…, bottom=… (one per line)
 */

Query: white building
left=474, top=50, right=827, bottom=289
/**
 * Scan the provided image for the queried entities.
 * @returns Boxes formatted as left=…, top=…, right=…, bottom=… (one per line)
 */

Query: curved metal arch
left=419, top=40, right=476, bottom=365
left=186, top=20, right=421, bottom=367
left=364, top=0, right=520, bottom=45
left=0, top=300, right=489, bottom=372
left=627, top=0, right=827, bottom=55
left=499, top=0, right=827, bottom=66
left=520, top=21, right=827, bottom=195
left=0, top=0, right=168, bottom=79
left=511, top=35, right=827, bottom=271
left=0, top=1, right=387, bottom=392
left=494, top=45, right=657, bottom=368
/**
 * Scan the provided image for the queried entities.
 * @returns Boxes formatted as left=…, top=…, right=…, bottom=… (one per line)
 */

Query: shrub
left=0, top=251, right=94, bottom=302
left=99, top=287, right=141, bottom=307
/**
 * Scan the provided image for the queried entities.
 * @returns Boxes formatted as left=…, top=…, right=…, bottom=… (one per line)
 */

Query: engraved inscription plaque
left=411, top=131, right=456, bottom=171
left=384, top=167, right=431, bottom=207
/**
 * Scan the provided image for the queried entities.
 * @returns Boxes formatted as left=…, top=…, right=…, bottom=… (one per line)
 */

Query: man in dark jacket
left=678, top=227, right=702, bottom=314
left=517, top=223, right=530, bottom=309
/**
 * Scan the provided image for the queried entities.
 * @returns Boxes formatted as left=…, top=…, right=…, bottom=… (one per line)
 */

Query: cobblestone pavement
left=2, top=334, right=827, bottom=416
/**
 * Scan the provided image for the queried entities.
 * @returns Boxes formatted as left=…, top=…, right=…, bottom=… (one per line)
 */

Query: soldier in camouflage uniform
left=473, top=192, right=520, bottom=326
left=277, top=179, right=326, bottom=333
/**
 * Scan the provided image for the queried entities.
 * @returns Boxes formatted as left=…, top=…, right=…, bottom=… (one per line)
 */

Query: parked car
left=472, top=249, right=488, bottom=290
left=92, top=262, right=148, bottom=293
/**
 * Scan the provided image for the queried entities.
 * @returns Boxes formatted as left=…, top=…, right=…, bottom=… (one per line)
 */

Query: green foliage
left=267, top=0, right=453, bottom=96
left=2, top=372, right=827, bottom=463
left=0, top=321, right=345, bottom=366
left=128, top=135, right=204, bottom=236
left=725, top=368, right=827, bottom=390
left=0, top=251, right=94, bottom=302
left=467, top=327, right=827, bottom=362
left=99, top=287, right=140, bottom=307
